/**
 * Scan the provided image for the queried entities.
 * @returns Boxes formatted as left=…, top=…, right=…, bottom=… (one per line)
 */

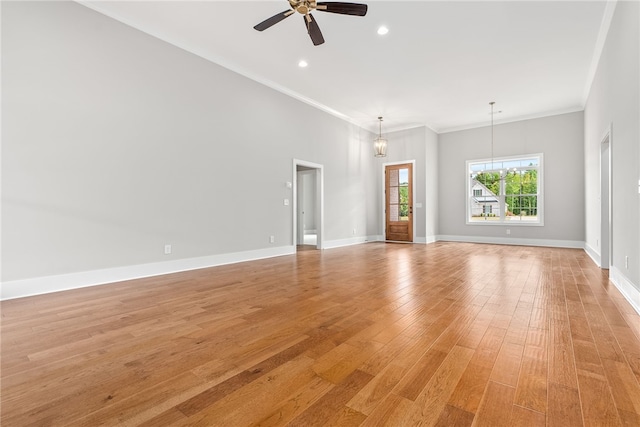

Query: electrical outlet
left=506, top=229, right=510, bottom=235
left=269, top=236, right=275, bottom=243
left=284, top=199, right=289, bottom=206
left=597, top=239, right=599, bottom=247
left=353, top=228, right=356, bottom=235
left=164, top=244, right=172, bottom=255
left=625, top=255, right=629, bottom=269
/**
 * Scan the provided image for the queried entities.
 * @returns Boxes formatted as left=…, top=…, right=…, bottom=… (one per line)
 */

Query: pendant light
left=373, top=116, right=387, bottom=157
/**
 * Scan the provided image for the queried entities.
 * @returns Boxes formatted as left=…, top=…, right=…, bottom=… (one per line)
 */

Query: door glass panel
left=399, top=168, right=408, bottom=186
left=399, top=204, right=409, bottom=221
left=389, top=187, right=399, bottom=204
left=388, top=168, right=410, bottom=222
left=389, top=169, right=399, bottom=186
left=390, top=205, right=399, bottom=221
left=399, top=168, right=409, bottom=220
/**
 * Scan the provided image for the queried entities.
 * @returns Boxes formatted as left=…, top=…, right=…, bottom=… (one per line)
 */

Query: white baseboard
left=436, top=235, right=585, bottom=249
left=323, top=236, right=370, bottom=249
left=362, top=235, right=435, bottom=244
left=1, top=246, right=295, bottom=301
left=610, top=266, right=640, bottom=315
left=584, top=242, right=601, bottom=267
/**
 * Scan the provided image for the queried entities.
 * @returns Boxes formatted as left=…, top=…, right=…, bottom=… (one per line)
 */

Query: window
left=466, top=154, right=543, bottom=225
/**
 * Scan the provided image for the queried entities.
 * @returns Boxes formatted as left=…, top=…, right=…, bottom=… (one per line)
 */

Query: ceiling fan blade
left=304, top=14, right=325, bottom=46
left=254, top=10, right=294, bottom=31
left=316, top=2, right=368, bottom=16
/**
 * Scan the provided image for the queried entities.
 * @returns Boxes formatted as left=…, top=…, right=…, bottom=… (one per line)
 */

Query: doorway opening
left=293, top=159, right=323, bottom=251
left=383, top=161, right=415, bottom=242
left=601, top=127, right=612, bottom=269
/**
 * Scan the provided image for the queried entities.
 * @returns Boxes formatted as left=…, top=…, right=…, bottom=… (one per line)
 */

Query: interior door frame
left=381, top=160, right=416, bottom=242
left=600, top=124, right=613, bottom=269
left=293, top=159, right=324, bottom=251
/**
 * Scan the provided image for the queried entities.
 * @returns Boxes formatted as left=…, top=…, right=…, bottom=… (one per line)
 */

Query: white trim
left=439, top=107, right=584, bottom=134
left=381, top=160, right=417, bottom=243
left=436, top=235, right=584, bottom=249
left=610, top=266, right=640, bottom=315
left=584, top=242, right=602, bottom=267
left=426, top=235, right=437, bottom=244
left=293, top=159, right=324, bottom=250
left=323, top=236, right=370, bottom=249
left=466, top=153, right=544, bottom=226
left=600, top=124, right=613, bottom=268
left=582, top=0, right=618, bottom=104
left=1, top=246, right=295, bottom=301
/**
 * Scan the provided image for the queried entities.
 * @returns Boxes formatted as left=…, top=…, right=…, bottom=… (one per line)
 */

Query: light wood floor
left=2, top=242, right=640, bottom=426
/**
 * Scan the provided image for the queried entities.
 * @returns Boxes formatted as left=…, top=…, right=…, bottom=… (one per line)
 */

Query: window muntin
left=389, top=168, right=410, bottom=221
left=467, top=154, right=543, bottom=225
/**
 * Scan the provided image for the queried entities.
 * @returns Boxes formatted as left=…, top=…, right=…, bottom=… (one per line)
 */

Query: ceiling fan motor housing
left=289, top=1, right=317, bottom=15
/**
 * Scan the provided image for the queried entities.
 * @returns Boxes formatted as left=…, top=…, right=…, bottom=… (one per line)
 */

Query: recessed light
left=377, top=26, right=389, bottom=36
left=298, top=60, right=308, bottom=68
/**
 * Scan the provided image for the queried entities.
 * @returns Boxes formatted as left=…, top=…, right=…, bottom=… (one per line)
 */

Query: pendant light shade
left=374, top=116, right=387, bottom=157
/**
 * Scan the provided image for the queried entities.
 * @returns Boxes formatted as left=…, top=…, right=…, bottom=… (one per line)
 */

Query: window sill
left=466, top=220, right=544, bottom=227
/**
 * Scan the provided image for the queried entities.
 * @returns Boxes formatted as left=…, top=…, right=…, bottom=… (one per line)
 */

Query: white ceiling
left=80, top=1, right=611, bottom=133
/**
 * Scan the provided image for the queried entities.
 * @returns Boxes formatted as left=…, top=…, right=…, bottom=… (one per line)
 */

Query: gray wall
left=1, top=1, right=376, bottom=282
left=438, top=112, right=585, bottom=244
left=584, top=1, right=639, bottom=290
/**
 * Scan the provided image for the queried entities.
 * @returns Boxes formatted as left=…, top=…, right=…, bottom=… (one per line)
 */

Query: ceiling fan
left=254, top=1, right=368, bottom=46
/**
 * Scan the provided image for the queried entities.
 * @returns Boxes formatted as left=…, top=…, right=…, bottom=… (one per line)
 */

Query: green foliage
left=399, top=186, right=409, bottom=217
left=474, top=169, right=538, bottom=216
left=505, top=169, right=537, bottom=215
left=474, top=172, right=500, bottom=195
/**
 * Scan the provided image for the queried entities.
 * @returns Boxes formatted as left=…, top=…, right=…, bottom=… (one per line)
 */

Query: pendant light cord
left=490, top=102, right=495, bottom=171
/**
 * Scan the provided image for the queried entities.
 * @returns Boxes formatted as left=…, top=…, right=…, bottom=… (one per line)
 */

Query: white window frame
left=466, top=153, right=544, bottom=226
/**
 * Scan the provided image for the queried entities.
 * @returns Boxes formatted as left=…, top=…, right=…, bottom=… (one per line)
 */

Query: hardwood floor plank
left=250, top=376, right=334, bottom=427
left=448, top=326, right=506, bottom=413
left=471, top=380, right=516, bottom=427
left=435, top=404, right=475, bottom=427
left=2, top=243, right=640, bottom=426
left=576, top=374, right=623, bottom=427
left=549, top=317, right=579, bottom=388
left=286, top=369, right=374, bottom=426
left=359, top=393, right=413, bottom=427
left=403, top=345, right=475, bottom=425
left=509, top=405, right=546, bottom=426
left=347, top=363, right=407, bottom=415
left=489, top=341, right=524, bottom=387
left=547, top=382, right=583, bottom=427
left=393, top=348, right=448, bottom=401
left=601, top=358, right=640, bottom=416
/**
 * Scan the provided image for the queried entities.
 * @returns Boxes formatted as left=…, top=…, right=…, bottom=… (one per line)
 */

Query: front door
left=385, top=163, right=413, bottom=242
